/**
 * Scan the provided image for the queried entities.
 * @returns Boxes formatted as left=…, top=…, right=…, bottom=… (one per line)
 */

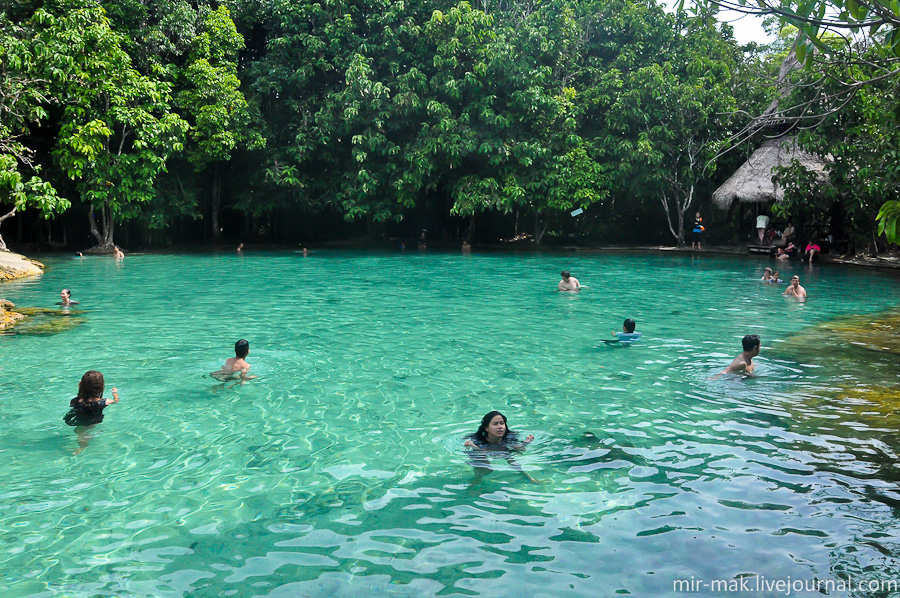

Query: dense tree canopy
left=0, top=0, right=896, bottom=250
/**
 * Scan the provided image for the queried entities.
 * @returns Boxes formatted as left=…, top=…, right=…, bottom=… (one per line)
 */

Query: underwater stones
left=0, top=300, right=26, bottom=330
left=783, top=308, right=900, bottom=357
left=0, top=305, right=84, bottom=335
left=835, top=384, right=900, bottom=409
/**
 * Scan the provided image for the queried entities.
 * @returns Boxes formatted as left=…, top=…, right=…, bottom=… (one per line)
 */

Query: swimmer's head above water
left=474, top=411, right=511, bottom=444
left=742, top=334, right=761, bottom=352
left=235, top=339, right=250, bottom=358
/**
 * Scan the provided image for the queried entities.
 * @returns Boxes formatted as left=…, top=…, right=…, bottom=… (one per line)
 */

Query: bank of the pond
left=0, top=251, right=44, bottom=330
left=566, top=244, right=900, bottom=271
left=0, top=250, right=44, bottom=281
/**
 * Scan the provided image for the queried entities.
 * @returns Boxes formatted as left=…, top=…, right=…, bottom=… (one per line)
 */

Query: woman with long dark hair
left=64, top=371, right=119, bottom=426
left=63, top=371, right=121, bottom=454
left=464, top=411, right=536, bottom=484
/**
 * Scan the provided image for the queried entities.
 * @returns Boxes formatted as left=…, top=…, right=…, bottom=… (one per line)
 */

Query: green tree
left=0, top=9, right=69, bottom=250
left=774, top=55, right=900, bottom=249
left=176, top=5, right=265, bottom=240
left=689, top=0, right=900, bottom=246
left=602, top=10, right=743, bottom=244
left=35, top=0, right=188, bottom=250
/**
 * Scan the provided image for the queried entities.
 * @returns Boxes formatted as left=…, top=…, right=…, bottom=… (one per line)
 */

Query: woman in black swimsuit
left=64, top=371, right=119, bottom=426
left=464, top=411, right=536, bottom=484
left=64, top=371, right=120, bottom=454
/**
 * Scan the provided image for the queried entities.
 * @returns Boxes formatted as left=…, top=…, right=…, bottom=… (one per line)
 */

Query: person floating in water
left=58, top=288, right=79, bottom=306
left=64, top=371, right=120, bottom=454
left=237, top=243, right=244, bottom=253
left=719, top=334, right=760, bottom=377
left=113, top=246, right=124, bottom=258
left=464, top=411, right=536, bottom=484
left=558, top=270, right=581, bottom=292
left=211, top=339, right=258, bottom=384
left=783, top=275, right=807, bottom=299
left=606, top=318, right=642, bottom=344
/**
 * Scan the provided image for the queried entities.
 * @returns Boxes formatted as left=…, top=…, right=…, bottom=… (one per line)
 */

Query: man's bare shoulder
left=724, top=355, right=749, bottom=373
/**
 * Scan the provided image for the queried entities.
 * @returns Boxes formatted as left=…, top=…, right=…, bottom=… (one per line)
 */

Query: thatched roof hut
left=712, top=136, right=830, bottom=210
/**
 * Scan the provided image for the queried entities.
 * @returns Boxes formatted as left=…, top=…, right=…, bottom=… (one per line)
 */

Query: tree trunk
left=677, top=184, right=694, bottom=245
left=464, top=213, right=476, bottom=243
left=660, top=184, right=694, bottom=247
left=87, top=204, right=116, bottom=252
left=211, top=162, right=222, bottom=241
left=0, top=207, right=16, bottom=251
left=661, top=193, right=679, bottom=244
left=534, top=211, right=549, bottom=244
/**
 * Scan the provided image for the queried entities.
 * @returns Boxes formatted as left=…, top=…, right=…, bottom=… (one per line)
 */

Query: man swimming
left=558, top=270, right=581, bottom=292
left=211, top=339, right=258, bottom=383
left=720, top=334, right=761, bottom=376
left=783, top=275, right=807, bottom=298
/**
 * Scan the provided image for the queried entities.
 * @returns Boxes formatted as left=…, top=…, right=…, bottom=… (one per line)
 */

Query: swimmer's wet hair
left=235, top=339, right=250, bottom=358
left=742, top=334, right=761, bottom=351
left=561, top=270, right=570, bottom=278
left=78, top=370, right=105, bottom=401
left=623, top=319, right=636, bottom=333
left=61, top=288, right=71, bottom=297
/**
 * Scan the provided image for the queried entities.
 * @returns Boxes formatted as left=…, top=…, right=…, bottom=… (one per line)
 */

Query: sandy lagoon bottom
left=2, top=250, right=900, bottom=597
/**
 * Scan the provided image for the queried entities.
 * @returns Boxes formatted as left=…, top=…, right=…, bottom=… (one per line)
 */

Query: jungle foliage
left=0, top=0, right=896, bottom=249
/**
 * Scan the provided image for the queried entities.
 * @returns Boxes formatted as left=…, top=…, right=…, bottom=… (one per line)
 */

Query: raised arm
left=105, top=388, right=120, bottom=406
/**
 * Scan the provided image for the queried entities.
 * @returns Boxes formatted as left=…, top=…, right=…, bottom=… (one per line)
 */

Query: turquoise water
left=2, top=250, right=900, bottom=598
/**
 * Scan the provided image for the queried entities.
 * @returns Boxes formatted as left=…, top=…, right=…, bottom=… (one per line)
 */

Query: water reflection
left=1, top=252, right=899, bottom=597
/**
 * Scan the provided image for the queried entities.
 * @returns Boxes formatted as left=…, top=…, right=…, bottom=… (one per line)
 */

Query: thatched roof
left=712, top=136, right=830, bottom=210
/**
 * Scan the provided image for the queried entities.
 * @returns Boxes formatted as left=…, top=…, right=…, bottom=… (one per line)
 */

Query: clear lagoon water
left=2, top=250, right=900, bottom=597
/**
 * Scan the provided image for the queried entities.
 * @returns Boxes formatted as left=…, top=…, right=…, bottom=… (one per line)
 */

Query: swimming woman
left=64, top=371, right=120, bottom=454
left=64, top=371, right=119, bottom=427
left=464, top=411, right=536, bottom=484
left=58, top=288, right=79, bottom=306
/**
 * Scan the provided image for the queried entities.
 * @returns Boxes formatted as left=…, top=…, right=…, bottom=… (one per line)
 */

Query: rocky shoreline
left=0, top=251, right=44, bottom=331
left=0, top=250, right=44, bottom=281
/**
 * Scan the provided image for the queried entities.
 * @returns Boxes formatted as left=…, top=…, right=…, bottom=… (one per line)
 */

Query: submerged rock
left=0, top=304, right=84, bottom=335
left=0, top=299, right=26, bottom=330
left=782, top=307, right=900, bottom=359
left=9, top=316, right=84, bottom=336
left=780, top=307, right=900, bottom=409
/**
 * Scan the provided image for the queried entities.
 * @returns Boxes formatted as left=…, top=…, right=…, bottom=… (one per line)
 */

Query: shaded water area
left=2, top=250, right=900, bottom=597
